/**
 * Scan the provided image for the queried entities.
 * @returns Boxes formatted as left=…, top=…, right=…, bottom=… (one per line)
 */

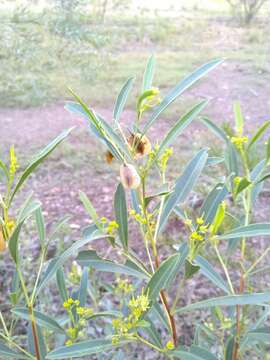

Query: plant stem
left=140, top=176, right=178, bottom=347
left=244, top=246, right=270, bottom=278
left=136, top=334, right=165, bottom=353
left=233, top=149, right=251, bottom=360
left=17, top=267, right=41, bottom=360
left=214, top=245, right=235, bottom=294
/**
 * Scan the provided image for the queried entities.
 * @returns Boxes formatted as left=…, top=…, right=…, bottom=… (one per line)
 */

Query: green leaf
left=79, top=191, right=99, bottom=224
left=217, top=223, right=270, bottom=240
left=9, top=200, right=41, bottom=263
left=225, top=143, right=239, bottom=177
left=36, top=226, right=106, bottom=295
left=0, top=159, right=9, bottom=181
left=78, top=267, right=88, bottom=307
left=170, top=347, right=218, bottom=360
left=248, top=120, right=270, bottom=150
left=190, top=346, right=218, bottom=360
left=12, top=307, right=65, bottom=334
left=35, top=207, right=46, bottom=248
left=246, top=327, right=270, bottom=343
left=0, top=341, right=27, bottom=359
left=114, top=183, right=128, bottom=249
left=233, top=102, right=244, bottom=136
left=266, top=137, right=270, bottom=164
left=89, top=311, right=121, bottom=320
left=195, top=256, right=231, bottom=294
left=200, top=117, right=228, bottom=143
left=46, top=338, right=129, bottom=359
left=225, top=336, right=234, bottom=360
left=113, top=77, right=134, bottom=123
left=185, top=259, right=200, bottom=279
left=56, top=267, right=68, bottom=303
left=250, top=159, right=266, bottom=204
left=158, top=149, right=208, bottom=232
left=9, top=128, right=73, bottom=204
left=156, top=100, right=209, bottom=159
left=200, top=183, right=228, bottom=225
left=174, top=292, right=270, bottom=314
left=143, top=59, right=223, bottom=132
left=146, top=243, right=188, bottom=300
left=234, top=177, right=251, bottom=197
left=142, top=54, right=156, bottom=92
left=76, top=250, right=150, bottom=279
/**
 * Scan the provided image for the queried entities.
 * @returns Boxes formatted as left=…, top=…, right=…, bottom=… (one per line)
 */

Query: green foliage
left=1, top=56, right=270, bottom=360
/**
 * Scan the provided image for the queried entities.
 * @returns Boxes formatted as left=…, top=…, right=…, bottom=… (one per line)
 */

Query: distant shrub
left=226, top=0, right=268, bottom=24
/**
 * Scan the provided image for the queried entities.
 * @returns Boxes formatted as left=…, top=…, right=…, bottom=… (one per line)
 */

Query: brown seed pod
left=0, top=227, right=6, bottom=252
left=105, top=150, right=114, bottom=164
left=128, top=133, right=151, bottom=159
left=120, top=163, right=140, bottom=189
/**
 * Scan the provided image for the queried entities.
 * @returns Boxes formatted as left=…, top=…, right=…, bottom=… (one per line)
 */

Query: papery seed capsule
left=128, top=133, right=151, bottom=159
left=120, top=163, right=140, bottom=189
left=0, top=227, right=6, bottom=252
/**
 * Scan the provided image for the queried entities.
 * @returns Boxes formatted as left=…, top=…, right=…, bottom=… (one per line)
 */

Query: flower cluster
left=112, top=288, right=150, bottom=345
left=63, top=298, right=94, bottom=346
left=158, top=147, right=173, bottom=173
left=188, top=217, right=209, bottom=244
left=100, top=217, right=119, bottom=235
left=230, top=135, right=248, bottom=149
left=115, top=277, right=134, bottom=295
left=9, top=146, right=19, bottom=178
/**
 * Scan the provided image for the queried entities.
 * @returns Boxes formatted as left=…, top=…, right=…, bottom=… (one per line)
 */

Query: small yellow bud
left=196, top=217, right=204, bottom=225
left=120, top=163, right=140, bottom=189
left=165, top=340, right=175, bottom=350
left=65, top=340, right=73, bottom=346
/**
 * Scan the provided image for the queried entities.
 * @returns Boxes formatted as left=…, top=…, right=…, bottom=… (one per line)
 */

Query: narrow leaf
left=156, top=100, right=209, bottom=158
left=113, top=77, right=134, bottom=123
left=217, top=223, right=270, bottom=240
left=142, top=55, right=156, bottom=92
left=174, top=292, right=270, bottom=314
left=10, top=128, right=73, bottom=203
left=159, top=149, right=208, bottom=232
left=114, top=183, right=128, bottom=249
left=76, top=250, right=150, bottom=279
left=143, top=59, right=223, bottom=132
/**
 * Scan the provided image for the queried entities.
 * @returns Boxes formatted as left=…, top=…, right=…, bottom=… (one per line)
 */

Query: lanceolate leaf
left=158, top=149, right=208, bottom=233
left=246, top=327, right=270, bottom=343
left=9, top=128, right=73, bottom=204
left=248, top=120, right=270, bottom=150
left=35, top=207, right=46, bottom=248
left=200, top=183, right=228, bottom=225
left=217, top=223, right=270, bottom=240
left=78, top=267, right=88, bottom=307
left=76, top=250, right=150, bottom=279
left=233, top=102, right=244, bottom=135
left=113, top=77, right=134, bottom=123
left=200, top=117, right=228, bottom=143
left=195, top=256, right=231, bottom=294
left=12, top=307, right=65, bottom=334
left=9, top=200, right=41, bottom=263
left=143, top=59, right=223, bottom=132
left=0, top=342, right=27, bottom=359
left=142, top=54, right=156, bottom=92
left=56, top=267, right=68, bottom=303
left=46, top=338, right=129, bottom=359
left=156, top=100, right=209, bottom=159
left=170, top=347, right=218, bottom=360
left=36, top=226, right=106, bottom=295
left=79, top=191, right=99, bottom=224
left=174, top=292, right=270, bottom=314
left=146, top=243, right=188, bottom=300
left=114, top=183, right=128, bottom=249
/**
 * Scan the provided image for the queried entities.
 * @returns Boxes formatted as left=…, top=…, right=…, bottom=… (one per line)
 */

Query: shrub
left=226, top=0, right=268, bottom=24
left=1, top=56, right=270, bottom=359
